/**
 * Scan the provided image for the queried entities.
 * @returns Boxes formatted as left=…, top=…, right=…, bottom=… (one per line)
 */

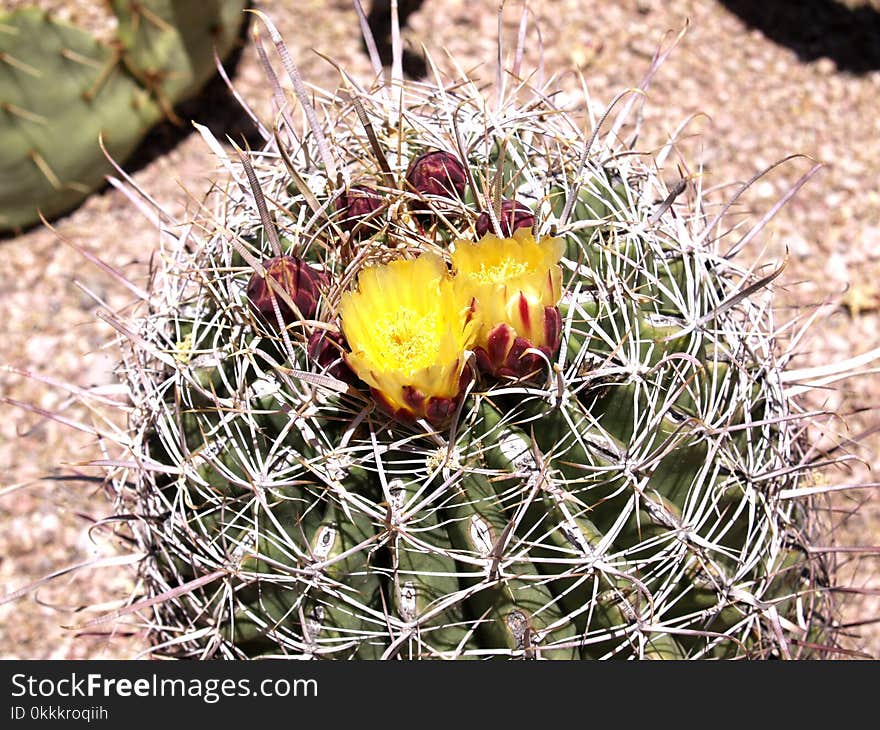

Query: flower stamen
left=375, top=309, right=441, bottom=375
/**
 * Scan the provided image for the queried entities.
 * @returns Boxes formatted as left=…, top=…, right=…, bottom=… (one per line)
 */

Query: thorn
left=28, top=148, right=63, bottom=190
left=59, top=47, right=104, bottom=70
left=0, top=50, right=41, bottom=77
left=134, top=2, right=175, bottom=34
left=647, top=176, right=689, bottom=224
left=82, top=48, right=124, bottom=103
left=1, top=101, right=48, bottom=125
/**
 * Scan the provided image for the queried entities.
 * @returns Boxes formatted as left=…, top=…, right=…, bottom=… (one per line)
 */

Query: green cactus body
left=110, top=0, right=248, bottom=111
left=389, top=487, right=471, bottom=658
left=294, top=500, right=385, bottom=659
left=105, top=10, right=840, bottom=660
left=445, top=431, right=580, bottom=658
left=0, top=2, right=247, bottom=232
left=0, top=9, right=161, bottom=230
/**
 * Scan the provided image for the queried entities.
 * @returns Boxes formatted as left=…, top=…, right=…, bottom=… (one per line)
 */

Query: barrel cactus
left=0, top=0, right=247, bottom=232
left=101, top=7, right=847, bottom=659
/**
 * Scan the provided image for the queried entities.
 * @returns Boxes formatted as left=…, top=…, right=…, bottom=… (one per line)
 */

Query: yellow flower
left=339, top=254, right=478, bottom=424
left=451, top=228, right=564, bottom=379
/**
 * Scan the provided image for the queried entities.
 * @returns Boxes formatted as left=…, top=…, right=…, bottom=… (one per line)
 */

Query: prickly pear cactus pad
left=0, top=2, right=247, bottom=232
left=111, top=0, right=249, bottom=111
left=0, top=8, right=161, bottom=230
left=104, top=9, right=843, bottom=659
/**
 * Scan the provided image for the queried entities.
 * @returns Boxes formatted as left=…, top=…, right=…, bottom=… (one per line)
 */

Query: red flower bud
left=246, top=255, right=327, bottom=327
left=475, top=199, right=535, bottom=238
left=405, top=150, right=468, bottom=205
left=368, top=365, right=473, bottom=426
left=474, top=307, right=562, bottom=381
left=336, top=185, right=384, bottom=236
left=307, top=329, right=356, bottom=384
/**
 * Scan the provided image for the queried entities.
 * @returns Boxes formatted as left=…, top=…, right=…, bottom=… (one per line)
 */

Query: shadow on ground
left=718, top=0, right=880, bottom=73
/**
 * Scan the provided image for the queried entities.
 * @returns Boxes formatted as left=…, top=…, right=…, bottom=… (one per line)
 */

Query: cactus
left=0, top=9, right=162, bottom=231
left=110, top=0, right=248, bottom=113
left=0, top=1, right=247, bottom=232
left=90, top=7, right=856, bottom=660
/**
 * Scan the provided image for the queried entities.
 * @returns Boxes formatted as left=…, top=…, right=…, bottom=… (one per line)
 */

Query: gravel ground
left=1, top=0, right=878, bottom=659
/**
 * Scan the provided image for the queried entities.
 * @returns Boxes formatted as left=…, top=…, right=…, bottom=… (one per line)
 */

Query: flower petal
left=339, top=254, right=477, bottom=423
